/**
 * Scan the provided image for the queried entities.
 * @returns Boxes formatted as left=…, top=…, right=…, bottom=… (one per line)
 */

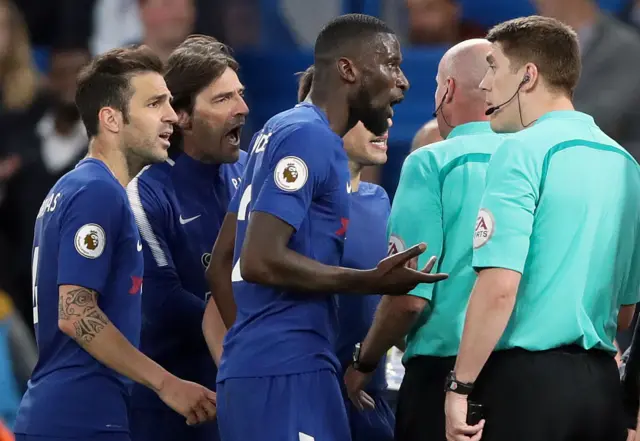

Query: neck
left=444, top=101, right=488, bottom=137
left=86, top=136, right=140, bottom=187
left=349, top=160, right=362, bottom=192
left=520, top=93, right=575, bottom=130
left=309, top=83, right=353, bottom=137
left=182, top=136, right=219, bottom=164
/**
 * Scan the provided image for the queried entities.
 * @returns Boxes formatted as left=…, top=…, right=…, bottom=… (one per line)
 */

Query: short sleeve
left=57, top=180, right=124, bottom=293
left=252, top=124, right=334, bottom=230
left=472, top=139, right=540, bottom=273
left=387, top=152, right=443, bottom=301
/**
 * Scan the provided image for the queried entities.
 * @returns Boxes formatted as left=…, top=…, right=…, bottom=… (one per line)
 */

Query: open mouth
left=158, top=130, right=172, bottom=145
left=224, top=125, right=243, bottom=146
left=370, top=135, right=388, bottom=150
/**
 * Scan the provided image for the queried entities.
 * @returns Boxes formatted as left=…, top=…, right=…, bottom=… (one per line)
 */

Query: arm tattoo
left=59, top=288, right=110, bottom=343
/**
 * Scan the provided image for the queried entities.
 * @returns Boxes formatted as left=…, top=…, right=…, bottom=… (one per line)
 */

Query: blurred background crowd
left=1, top=0, right=640, bottom=434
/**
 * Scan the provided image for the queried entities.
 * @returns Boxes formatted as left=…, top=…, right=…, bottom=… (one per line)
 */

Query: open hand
left=372, top=243, right=448, bottom=295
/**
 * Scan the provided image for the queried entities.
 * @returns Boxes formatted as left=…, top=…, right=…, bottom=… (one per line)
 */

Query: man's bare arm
left=58, top=285, right=217, bottom=424
left=355, top=295, right=427, bottom=368
left=240, top=212, right=446, bottom=295
left=58, top=285, right=168, bottom=390
left=206, top=212, right=237, bottom=328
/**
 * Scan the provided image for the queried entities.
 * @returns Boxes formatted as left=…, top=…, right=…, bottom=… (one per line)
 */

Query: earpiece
left=522, top=74, right=531, bottom=84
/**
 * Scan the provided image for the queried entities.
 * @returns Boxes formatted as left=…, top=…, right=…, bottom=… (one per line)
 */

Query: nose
left=397, top=68, right=410, bottom=92
left=479, top=72, right=490, bottom=92
left=235, top=94, right=250, bottom=116
left=165, top=102, right=179, bottom=124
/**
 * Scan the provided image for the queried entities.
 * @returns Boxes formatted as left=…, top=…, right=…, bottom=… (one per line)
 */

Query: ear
left=521, top=63, right=539, bottom=92
left=176, top=110, right=192, bottom=133
left=98, top=107, right=121, bottom=134
left=444, top=77, right=456, bottom=103
left=337, top=57, right=357, bottom=84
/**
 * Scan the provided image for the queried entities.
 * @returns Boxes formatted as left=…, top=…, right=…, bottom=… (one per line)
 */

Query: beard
left=348, top=85, right=390, bottom=137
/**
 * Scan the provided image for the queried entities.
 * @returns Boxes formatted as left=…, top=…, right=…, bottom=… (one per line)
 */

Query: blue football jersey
left=126, top=151, right=246, bottom=410
left=218, top=102, right=351, bottom=380
left=336, top=182, right=391, bottom=392
left=14, top=158, right=144, bottom=437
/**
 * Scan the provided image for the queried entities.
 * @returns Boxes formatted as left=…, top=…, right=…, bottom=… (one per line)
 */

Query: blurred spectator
left=91, top=0, right=143, bottom=56
left=404, top=0, right=486, bottom=45
left=138, top=0, right=195, bottom=63
left=0, top=0, right=42, bottom=300
left=0, top=290, right=22, bottom=431
left=411, top=118, right=443, bottom=152
left=2, top=45, right=90, bottom=326
left=16, top=0, right=93, bottom=51
left=534, top=0, right=640, bottom=161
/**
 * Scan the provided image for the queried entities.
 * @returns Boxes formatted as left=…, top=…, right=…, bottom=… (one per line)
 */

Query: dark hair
left=164, top=34, right=239, bottom=115
left=486, top=15, right=581, bottom=97
left=297, top=65, right=315, bottom=103
left=314, top=14, right=393, bottom=65
left=75, top=45, right=164, bottom=137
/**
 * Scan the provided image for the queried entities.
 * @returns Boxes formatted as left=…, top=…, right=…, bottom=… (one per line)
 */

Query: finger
left=186, top=411, right=198, bottom=426
left=204, top=389, right=217, bottom=403
left=193, top=407, right=208, bottom=425
left=405, top=256, right=418, bottom=270
left=200, top=399, right=217, bottom=420
left=469, top=428, right=483, bottom=441
left=381, top=243, right=426, bottom=270
left=421, top=272, right=449, bottom=283
left=359, top=391, right=375, bottom=409
left=456, top=421, right=483, bottom=436
left=349, top=393, right=364, bottom=411
left=422, top=255, right=437, bottom=273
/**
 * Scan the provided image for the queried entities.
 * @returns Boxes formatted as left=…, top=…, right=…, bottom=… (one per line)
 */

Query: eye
left=148, top=101, right=160, bottom=108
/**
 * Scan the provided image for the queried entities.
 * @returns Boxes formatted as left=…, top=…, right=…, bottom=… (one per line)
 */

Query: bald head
left=438, top=38, right=491, bottom=94
left=411, top=119, right=442, bottom=151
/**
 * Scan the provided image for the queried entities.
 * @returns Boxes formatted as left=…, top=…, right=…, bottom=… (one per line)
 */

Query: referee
left=342, top=38, right=505, bottom=441
left=445, top=16, right=640, bottom=441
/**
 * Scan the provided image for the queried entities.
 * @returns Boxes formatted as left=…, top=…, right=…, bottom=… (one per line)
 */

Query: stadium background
left=0, top=0, right=638, bottom=435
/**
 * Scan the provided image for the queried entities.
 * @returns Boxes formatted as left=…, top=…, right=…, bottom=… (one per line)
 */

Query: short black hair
left=75, top=45, right=164, bottom=137
left=296, top=65, right=314, bottom=103
left=314, top=13, right=394, bottom=64
left=164, top=34, right=239, bottom=115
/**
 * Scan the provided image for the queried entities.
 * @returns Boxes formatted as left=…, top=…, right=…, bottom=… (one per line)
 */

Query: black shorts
left=395, top=347, right=627, bottom=441
left=395, top=355, right=454, bottom=441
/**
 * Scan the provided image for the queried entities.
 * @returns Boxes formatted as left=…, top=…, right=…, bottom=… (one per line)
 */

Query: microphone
left=485, top=74, right=530, bottom=116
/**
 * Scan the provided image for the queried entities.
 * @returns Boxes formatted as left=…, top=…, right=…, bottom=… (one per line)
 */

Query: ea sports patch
left=387, top=234, right=406, bottom=256
left=473, top=208, right=494, bottom=249
left=274, top=156, right=308, bottom=192
left=74, top=223, right=106, bottom=259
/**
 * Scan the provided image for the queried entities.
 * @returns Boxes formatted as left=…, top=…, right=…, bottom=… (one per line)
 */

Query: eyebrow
left=211, top=86, right=245, bottom=101
left=147, top=93, right=172, bottom=104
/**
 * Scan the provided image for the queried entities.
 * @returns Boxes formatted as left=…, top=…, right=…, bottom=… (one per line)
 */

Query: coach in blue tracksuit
left=127, top=35, right=248, bottom=441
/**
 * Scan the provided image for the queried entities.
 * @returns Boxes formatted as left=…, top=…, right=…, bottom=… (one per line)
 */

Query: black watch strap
left=352, top=343, right=377, bottom=374
left=444, top=371, right=474, bottom=395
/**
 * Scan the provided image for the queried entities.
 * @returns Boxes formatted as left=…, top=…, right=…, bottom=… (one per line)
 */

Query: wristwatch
left=444, top=371, right=474, bottom=395
left=352, top=343, right=377, bottom=373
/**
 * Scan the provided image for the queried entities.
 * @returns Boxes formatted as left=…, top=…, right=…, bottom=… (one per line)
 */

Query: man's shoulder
left=58, top=162, right=123, bottom=200
left=266, top=104, right=339, bottom=144
left=134, top=160, right=173, bottom=187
